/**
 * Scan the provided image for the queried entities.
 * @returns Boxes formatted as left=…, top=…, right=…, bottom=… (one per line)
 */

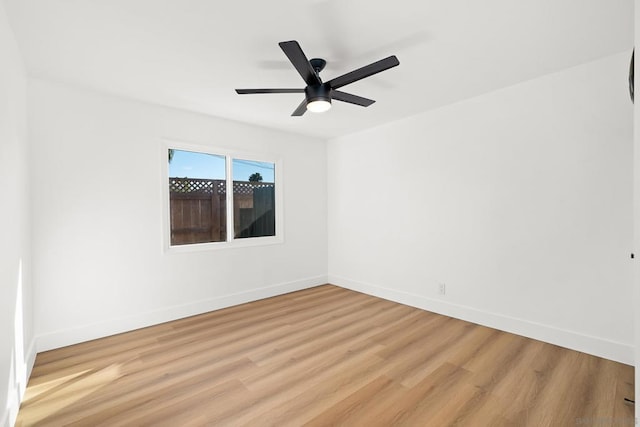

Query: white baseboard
left=26, top=338, right=36, bottom=384
left=329, top=275, right=634, bottom=365
left=37, top=275, right=327, bottom=352
left=1, top=338, right=36, bottom=427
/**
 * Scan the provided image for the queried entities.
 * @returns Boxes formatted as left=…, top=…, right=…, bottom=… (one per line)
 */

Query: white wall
left=634, top=0, right=640, bottom=415
left=29, top=79, right=328, bottom=351
left=0, top=3, right=34, bottom=427
left=328, top=52, right=634, bottom=364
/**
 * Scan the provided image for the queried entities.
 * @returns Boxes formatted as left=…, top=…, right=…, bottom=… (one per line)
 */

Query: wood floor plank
left=361, top=361, right=475, bottom=425
left=302, top=375, right=405, bottom=427
left=16, top=285, right=635, bottom=426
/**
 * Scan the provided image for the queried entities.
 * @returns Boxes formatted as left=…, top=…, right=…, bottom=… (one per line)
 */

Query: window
left=232, top=159, right=276, bottom=239
left=165, top=145, right=279, bottom=249
left=168, top=150, right=227, bottom=245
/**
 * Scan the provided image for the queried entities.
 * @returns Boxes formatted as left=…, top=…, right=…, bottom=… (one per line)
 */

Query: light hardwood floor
left=17, top=285, right=634, bottom=426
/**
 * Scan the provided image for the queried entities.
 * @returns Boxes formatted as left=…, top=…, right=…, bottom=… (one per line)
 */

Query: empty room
left=1, top=1, right=639, bottom=426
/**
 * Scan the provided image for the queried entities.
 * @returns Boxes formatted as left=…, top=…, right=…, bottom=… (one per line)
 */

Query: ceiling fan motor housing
left=305, top=84, right=332, bottom=105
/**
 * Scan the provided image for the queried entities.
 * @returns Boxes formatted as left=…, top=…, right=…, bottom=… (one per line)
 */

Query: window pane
left=168, top=149, right=226, bottom=245
left=233, top=159, right=275, bottom=239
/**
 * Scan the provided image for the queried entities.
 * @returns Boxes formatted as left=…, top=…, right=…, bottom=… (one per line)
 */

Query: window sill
left=165, top=235, right=284, bottom=254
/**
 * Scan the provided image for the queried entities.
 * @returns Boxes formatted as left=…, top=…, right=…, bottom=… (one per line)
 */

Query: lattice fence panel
left=169, top=178, right=274, bottom=195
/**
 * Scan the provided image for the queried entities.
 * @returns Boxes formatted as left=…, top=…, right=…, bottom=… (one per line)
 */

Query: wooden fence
left=169, top=178, right=275, bottom=245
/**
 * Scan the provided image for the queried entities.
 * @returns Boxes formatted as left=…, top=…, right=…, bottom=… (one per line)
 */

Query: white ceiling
left=4, top=0, right=633, bottom=139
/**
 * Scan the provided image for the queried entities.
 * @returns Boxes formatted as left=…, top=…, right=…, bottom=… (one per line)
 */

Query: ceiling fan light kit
left=305, top=84, right=332, bottom=112
left=307, top=99, right=332, bottom=113
left=236, top=40, right=399, bottom=116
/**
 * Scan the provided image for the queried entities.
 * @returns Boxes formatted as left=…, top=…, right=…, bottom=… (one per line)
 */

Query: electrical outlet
left=439, top=283, right=446, bottom=295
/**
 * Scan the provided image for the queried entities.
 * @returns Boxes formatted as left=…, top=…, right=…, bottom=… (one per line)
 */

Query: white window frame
left=161, top=139, right=284, bottom=253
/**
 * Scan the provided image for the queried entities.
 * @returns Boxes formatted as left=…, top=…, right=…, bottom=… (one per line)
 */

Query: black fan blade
left=236, top=88, right=304, bottom=94
left=327, top=55, right=399, bottom=90
left=279, top=41, right=322, bottom=86
left=332, top=90, right=375, bottom=107
left=291, top=99, right=307, bottom=116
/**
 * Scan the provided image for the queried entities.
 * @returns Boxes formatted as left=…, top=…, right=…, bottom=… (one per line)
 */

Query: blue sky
left=169, top=149, right=274, bottom=182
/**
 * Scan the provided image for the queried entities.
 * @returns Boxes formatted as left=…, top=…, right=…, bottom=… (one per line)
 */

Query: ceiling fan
left=235, top=40, right=400, bottom=116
